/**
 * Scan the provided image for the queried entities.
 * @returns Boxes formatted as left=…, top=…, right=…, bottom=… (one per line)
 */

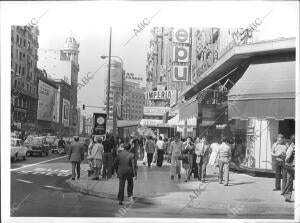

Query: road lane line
left=16, top=179, right=33, bottom=184
left=11, top=155, right=67, bottom=171
left=44, top=185, right=64, bottom=190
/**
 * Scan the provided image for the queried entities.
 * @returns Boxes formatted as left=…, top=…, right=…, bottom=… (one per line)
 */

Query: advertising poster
left=37, top=80, right=58, bottom=121
left=62, top=98, right=70, bottom=127
left=93, top=113, right=107, bottom=135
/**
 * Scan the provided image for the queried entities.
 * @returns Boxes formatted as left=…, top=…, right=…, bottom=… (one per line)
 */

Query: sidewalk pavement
left=66, top=160, right=294, bottom=218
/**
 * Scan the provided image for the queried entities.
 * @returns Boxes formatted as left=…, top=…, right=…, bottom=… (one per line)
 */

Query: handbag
left=178, top=153, right=188, bottom=162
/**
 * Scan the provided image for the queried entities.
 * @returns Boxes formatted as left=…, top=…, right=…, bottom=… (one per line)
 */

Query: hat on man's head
left=74, top=136, right=79, bottom=141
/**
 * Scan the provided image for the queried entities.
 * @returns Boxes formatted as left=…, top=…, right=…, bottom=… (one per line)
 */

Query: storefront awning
left=179, top=99, right=199, bottom=120
left=228, top=61, right=295, bottom=120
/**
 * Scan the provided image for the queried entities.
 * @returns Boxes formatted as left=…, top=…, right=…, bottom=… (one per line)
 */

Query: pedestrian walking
left=209, top=137, right=221, bottom=174
left=145, top=136, right=155, bottom=167
left=271, top=134, right=288, bottom=191
left=195, top=136, right=211, bottom=182
left=281, top=135, right=295, bottom=202
left=156, top=136, right=165, bottom=167
left=87, top=136, right=96, bottom=176
left=217, top=138, right=231, bottom=186
left=182, top=137, right=195, bottom=181
left=115, top=143, right=137, bottom=205
left=170, top=134, right=183, bottom=180
left=102, top=134, right=114, bottom=180
left=90, top=137, right=104, bottom=180
left=130, top=139, right=139, bottom=175
left=68, top=136, right=85, bottom=180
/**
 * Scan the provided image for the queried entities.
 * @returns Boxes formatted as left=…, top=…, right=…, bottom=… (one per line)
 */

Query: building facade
left=177, top=38, right=295, bottom=172
left=11, top=25, right=40, bottom=133
left=38, top=35, right=80, bottom=135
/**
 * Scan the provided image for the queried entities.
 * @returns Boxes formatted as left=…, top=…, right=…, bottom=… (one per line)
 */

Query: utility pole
left=106, top=27, right=112, bottom=120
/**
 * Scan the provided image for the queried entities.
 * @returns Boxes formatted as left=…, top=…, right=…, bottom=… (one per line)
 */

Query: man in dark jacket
left=102, top=134, right=114, bottom=180
left=68, top=136, right=85, bottom=180
left=115, top=143, right=137, bottom=205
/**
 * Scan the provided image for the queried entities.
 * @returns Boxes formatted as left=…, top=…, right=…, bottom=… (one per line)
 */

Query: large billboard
left=62, top=98, right=70, bottom=127
left=92, top=113, right=107, bottom=135
left=37, top=80, right=58, bottom=122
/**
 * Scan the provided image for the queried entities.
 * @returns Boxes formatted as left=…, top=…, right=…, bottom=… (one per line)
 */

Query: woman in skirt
left=208, top=137, right=221, bottom=174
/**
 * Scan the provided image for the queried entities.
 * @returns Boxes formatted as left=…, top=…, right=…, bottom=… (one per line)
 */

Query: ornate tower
left=62, top=34, right=80, bottom=135
left=62, top=35, right=80, bottom=66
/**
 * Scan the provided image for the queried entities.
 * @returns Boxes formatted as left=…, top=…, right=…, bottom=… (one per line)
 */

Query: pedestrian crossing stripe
left=16, top=168, right=72, bottom=177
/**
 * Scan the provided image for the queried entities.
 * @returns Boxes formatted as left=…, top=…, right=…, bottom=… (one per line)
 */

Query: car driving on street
left=25, top=136, right=50, bottom=157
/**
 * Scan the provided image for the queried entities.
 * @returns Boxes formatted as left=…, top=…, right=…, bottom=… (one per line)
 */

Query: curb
left=66, top=178, right=157, bottom=204
left=66, top=179, right=117, bottom=200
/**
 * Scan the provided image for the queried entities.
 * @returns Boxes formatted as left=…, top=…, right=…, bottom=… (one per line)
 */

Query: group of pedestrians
left=168, top=134, right=232, bottom=185
left=67, top=132, right=295, bottom=205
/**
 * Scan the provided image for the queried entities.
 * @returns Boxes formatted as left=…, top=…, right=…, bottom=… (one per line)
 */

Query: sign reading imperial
left=145, top=90, right=176, bottom=100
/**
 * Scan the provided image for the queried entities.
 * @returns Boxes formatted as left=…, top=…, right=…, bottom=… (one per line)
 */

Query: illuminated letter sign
left=173, top=46, right=189, bottom=63
left=173, top=28, right=189, bottom=43
left=172, top=66, right=188, bottom=81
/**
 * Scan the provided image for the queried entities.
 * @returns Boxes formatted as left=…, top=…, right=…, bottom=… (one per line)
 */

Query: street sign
left=92, top=113, right=107, bottom=135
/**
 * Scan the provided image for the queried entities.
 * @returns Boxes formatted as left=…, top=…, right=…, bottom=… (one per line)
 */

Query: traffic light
left=82, top=104, right=85, bottom=110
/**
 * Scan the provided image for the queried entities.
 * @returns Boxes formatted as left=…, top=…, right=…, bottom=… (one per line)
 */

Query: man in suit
left=115, top=143, right=137, bottom=205
left=145, top=136, right=155, bottom=167
left=68, top=136, right=85, bottom=180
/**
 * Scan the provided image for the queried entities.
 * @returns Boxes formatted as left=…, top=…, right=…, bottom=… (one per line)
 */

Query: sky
left=1, top=1, right=299, bottom=117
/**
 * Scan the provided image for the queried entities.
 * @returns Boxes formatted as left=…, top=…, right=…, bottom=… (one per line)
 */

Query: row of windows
left=14, top=62, right=34, bottom=80
left=14, top=80, right=35, bottom=94
left=13, top=97, right=35, bottom=110
left=13, top=111, right=35, bottom=122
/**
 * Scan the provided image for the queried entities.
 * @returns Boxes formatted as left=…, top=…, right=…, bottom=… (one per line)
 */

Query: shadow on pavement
left=228, top=181, right=256, bottom=186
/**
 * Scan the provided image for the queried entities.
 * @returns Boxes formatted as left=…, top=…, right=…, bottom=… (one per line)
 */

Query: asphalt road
left=10, top=153, right=295, bottom=219
left=11, top=153, right=119, bottom=217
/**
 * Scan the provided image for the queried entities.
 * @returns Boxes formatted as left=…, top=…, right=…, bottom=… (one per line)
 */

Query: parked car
left=25, top=136, right=50, bottom=157
left=45, top=136, right=57, bottom=150
left=11, top=138, right=28, bottom=162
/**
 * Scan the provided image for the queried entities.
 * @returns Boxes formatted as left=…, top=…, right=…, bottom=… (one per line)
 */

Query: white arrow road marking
left=44, top=185, right=64, bottom=190
left=16, top=179, right=33, bottom=184
left=11, top=155, right=68, bottom=171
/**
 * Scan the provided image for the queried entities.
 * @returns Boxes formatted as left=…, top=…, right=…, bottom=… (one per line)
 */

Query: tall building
left=38, top=35, right=80, bottom=135
left=11, top=25, right=40, bottom=133
left=104, top=60, right=145, bottom=120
